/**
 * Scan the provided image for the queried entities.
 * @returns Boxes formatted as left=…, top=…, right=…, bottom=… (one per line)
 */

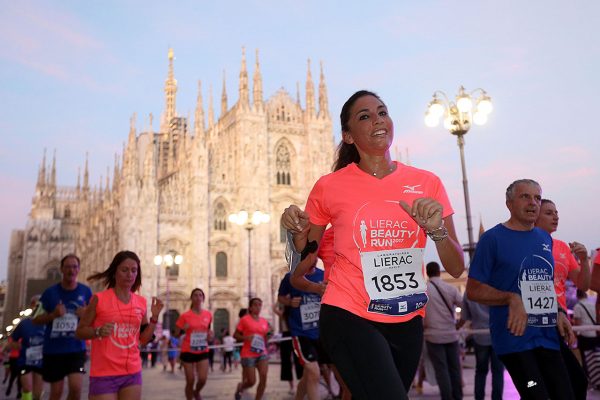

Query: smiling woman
left=280, top=89, right=465, bottom=399
left=75, top=251, right=164, bottom=400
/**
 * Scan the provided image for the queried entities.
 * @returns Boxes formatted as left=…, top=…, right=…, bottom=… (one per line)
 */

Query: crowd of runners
left=2, top=89, right=600, bottom=400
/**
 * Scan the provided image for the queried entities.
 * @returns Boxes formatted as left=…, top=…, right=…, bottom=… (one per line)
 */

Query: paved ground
left=4, top=355, right=600, bottom=399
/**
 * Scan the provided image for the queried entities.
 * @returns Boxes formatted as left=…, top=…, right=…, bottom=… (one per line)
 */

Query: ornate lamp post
left=424, top=86, right=493, bottom=260
left=154, top=250, right=183, bottom=333
left=228, top=210, right=270, bottom=301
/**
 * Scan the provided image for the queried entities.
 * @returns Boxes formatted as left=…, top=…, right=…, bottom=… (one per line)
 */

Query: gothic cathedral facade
left=4, top=48, right=335, bottom=334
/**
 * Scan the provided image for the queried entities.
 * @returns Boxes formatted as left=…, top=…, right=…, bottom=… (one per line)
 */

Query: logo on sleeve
left=542, top=244, right=551, bottom=252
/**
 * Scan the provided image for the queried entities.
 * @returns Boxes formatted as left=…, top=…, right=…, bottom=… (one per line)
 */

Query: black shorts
left=20, top=365, right=43, bottom=375
left=180, top=352, right=209, bottom=363
left=292, top=336, right=324, bottom=365
left=42, top=352, right=86, bottom=383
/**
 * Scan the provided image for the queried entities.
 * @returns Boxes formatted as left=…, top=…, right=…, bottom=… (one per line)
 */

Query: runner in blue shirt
left=467, top=179, right=575, bottom=399
left=32, top=254, right=92, bottom=400
left=278, top=259, right=326, bottom=400
left=11, top=295, right=46, bottom=400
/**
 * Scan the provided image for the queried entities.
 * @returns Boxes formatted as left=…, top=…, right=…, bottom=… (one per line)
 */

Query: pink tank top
left=90, top=289, right=146, bottom=377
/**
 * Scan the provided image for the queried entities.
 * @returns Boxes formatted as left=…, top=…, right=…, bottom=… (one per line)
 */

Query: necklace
left=370, top=162, right=396, bottom=177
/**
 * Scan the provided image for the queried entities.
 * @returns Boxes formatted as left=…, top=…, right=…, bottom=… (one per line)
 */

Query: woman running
left=281, top=90, right=464, bottom=398
left=173, top=288, right=213, bottom=400
left=75, top=250, right=163, bottom=400
left=233, top=297, right=272, bottom=400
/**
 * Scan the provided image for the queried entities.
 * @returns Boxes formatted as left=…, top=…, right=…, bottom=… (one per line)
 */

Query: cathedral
left=4, top=48, right=335, bottom=335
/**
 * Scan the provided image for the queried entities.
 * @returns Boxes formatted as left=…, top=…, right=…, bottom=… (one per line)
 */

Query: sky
left=1, top=1, right=599, bottom=280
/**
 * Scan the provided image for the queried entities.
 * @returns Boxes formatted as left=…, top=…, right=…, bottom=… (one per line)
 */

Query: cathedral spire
left=195, top=80, right=205, bottom=136
left=76, top=166, right=81, bottom=191
left=305, top=59, right=316, bottom=118
left=112, top=153, right=120, bottom=191
left=252, top=49, right=263, bottom=110
left=164, top=48, right=178, bottom=124
left=83, top=152, right=89, bottom=191
left=129, top=113, right=137, bottom=145
left=208, top=84, right=215, bottom=128
left=238, top=47, right=249, bottom=109
left=296, top=81, right=301, bottom=106
left=221, top=70, right=228, bottom=117
left=37, top=148, right=47, bottom=187
left=318, top=61, right=330, bottom=119
left=50, top=149, right=56, bottom=187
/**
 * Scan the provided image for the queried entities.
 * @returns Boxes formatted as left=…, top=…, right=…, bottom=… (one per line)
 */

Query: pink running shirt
left=176, top=309, right=212, bottom=354
left=236, top=314, right=270, bottom=358
left=305, top=162, right=454, bottom=323
left=90, top=289, right=146, bottom=377
left=318, top=227, right=335, bottom=280
left=552, top=238, right=580, bottom=311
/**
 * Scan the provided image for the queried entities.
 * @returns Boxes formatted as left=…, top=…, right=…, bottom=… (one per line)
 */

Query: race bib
left=521, top=280, right=557, bottom=326
left=51, top=313, right=78, bottom=337
left=190, top=331, right=208, bottom=351
left=25, top=345, right=43, bottom=364
left=361, top=248, right=428, bottom=316
left=250, top=334, right=265, bottom=354
left=300, top=301, right=320, bottom=330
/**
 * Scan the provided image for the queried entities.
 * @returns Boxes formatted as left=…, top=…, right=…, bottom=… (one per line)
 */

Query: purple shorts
left=89, top=371, right=142, bottom=395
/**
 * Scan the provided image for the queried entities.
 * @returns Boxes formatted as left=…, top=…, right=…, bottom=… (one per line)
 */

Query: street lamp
left=424, top=86, right=493, bottom=260
left=228, top=210, right=270, bottom=301
left=154, top=250, right=183, bottom=333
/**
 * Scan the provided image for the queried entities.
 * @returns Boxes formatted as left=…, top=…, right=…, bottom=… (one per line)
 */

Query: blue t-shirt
left=11, top=318, right=46, bottom=368
left=469, top=224, right=559, bottom=355
left=278, top=269, right=324, bottom=340
left=38, top=282, right=92, bottom=354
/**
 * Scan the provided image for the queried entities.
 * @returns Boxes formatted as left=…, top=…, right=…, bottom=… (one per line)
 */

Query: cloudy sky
left=1, top=1, right=599, bottom=279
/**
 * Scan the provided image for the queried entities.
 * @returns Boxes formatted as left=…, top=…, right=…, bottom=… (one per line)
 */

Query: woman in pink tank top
left=76, top=251, right=163, bottom=400
left=173, top=288, right=213, bottom=400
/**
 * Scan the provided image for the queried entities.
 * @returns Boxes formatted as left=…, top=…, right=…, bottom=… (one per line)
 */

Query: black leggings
left=560, top=338, right=587, bottom=400
left=320, top=304, right=423, bottom=400
left=499, top=347, right=575, bottom=400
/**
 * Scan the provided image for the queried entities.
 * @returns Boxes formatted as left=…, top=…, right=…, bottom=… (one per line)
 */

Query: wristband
left=94, top=327, right=101, bottom=338
left=150, top=317, right=158, bottom=324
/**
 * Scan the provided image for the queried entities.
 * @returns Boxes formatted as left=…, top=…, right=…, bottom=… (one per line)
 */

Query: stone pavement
left=6, top=355, right=600, bottom=399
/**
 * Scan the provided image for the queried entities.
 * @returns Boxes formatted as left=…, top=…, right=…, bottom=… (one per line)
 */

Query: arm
left=435, top=216, right=465, bottom=278
left=32, top=300, right=66, bottom=326
left=140, top=297, right=163, bottom=346
left=281, top=205, right=312, bottom=252
left=399, top=199, right=464, bottom=278
left=233, top=329, right=245, bottom=342
left=466, top=277, right=527, bottom=336
left=567, top=242, right=590, bottom=291
left=75, top=295, right=106, bottom=340
left=290, top=252, right=327, bottom=296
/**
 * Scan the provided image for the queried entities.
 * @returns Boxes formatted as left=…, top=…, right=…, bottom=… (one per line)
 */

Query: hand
left=97, top=322, right=116, bottom=338
left=315, top=281, right=327, bottom=297
left=569, top=242, right=588, bottom=261
left=183, top=323, right=190, bottom=331
left=290, top=297, right=302, bottom=308
left=150, top=297, right=164, bottom=316
left=507, top=293, right=528, bottom=336
left=399, top=198, right=443, bottom=232
left=281, top=205, right=310, bottom=234
left=75, top=305, right=87, bottom=318
left=558, top=312, right=576, bottom=347
left=53, top=301, right=66, bottom=318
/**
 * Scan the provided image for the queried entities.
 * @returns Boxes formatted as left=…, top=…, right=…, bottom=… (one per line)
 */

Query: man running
left=467, top=179, right=575, bottom=399
left=33, top=254, right=92, bottom=400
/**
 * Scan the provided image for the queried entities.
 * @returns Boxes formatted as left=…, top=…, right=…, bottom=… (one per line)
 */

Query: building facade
left=4, top=48, right=335, bottom=335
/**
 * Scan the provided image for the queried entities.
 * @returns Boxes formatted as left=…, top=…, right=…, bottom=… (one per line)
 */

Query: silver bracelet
left=426, top=226, right=448, bottom=242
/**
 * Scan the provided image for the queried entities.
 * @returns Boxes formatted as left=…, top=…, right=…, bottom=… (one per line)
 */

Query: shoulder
left=397, top=163, right=442, bottom=182
left=77, top=283, right=93, bottom=295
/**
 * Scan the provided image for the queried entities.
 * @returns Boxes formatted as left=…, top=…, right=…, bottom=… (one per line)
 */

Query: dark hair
left=190, top=288, right=205, bottom=308
left=88, top=250, right=142, bottom=292
left=333, top=90, right=385, bottom=172
left=541, top=199, right=554, bottom=206
left=238, top=308, right=248, bottom=318
left=60, top=254, right=80, bottom=268
left=426, top=261, right=441, bottom=278
left=249, top=297, right=262, bottom=308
